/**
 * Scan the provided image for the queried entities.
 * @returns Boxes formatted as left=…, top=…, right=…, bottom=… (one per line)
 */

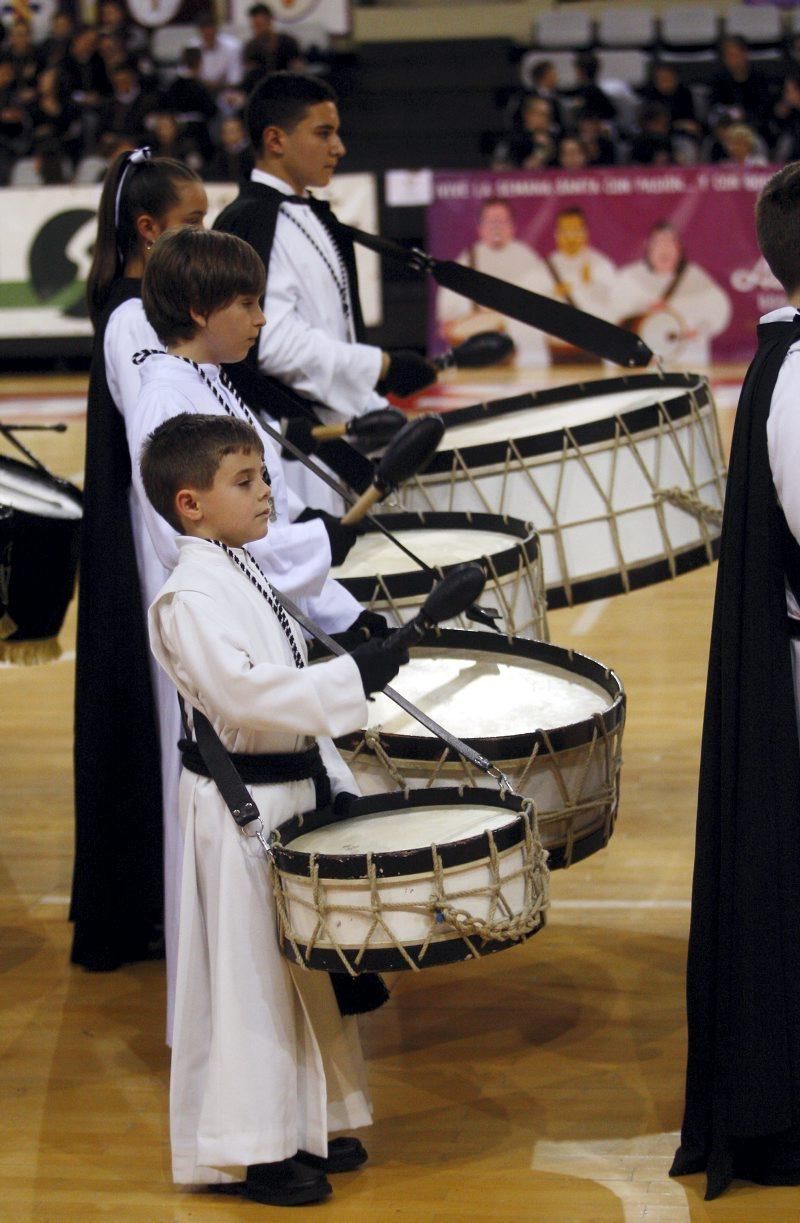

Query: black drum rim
left=334, top=510, right=540, bottom=601
left=420, top=372, right=712, bottom=475
left=270, top=786, right=531, bottom=881
left=335, top=628, right=625, bottom=761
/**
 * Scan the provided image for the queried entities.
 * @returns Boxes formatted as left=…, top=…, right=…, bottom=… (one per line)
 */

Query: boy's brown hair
left=756, top=162, right=800, bottom=296
left=142, top=227, right=266, bottom=347
left=140, top=412, right=263, bottom=532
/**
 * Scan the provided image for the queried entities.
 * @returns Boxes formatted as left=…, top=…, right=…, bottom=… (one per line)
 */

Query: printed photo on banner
left=427, top=165, right=782, bottom=367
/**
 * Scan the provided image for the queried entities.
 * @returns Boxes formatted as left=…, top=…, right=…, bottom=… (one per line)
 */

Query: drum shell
left=335, top=630, right=626, bottom=870
left=331, top=510, right=549, bottom=640
left=394, top=373, right=725, bottom=608
left=270, top=787, right=549, bottom=973
left=0, top=457, right=82, bottom=659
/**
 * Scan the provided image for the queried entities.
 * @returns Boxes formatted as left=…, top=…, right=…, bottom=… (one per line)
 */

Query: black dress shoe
left=244, top=1157, right=332, bottom=1206
left=297, top=1136, right=368, bottom=1173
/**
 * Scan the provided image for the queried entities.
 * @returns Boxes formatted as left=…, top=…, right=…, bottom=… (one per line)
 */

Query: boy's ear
left=261, top=124, right=287, bottom=158
left=188, top=306, right=208, bottom=331
left=175, top=488, right=203, bottom=522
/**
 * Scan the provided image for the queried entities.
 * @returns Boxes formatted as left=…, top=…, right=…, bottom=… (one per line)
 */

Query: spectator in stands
left=492, top=94, right=557, bottom=168
left=556, top=134, right=588, bottom=170
left=191, top=10, right=243, bottom=94
left=97, top=31, right=128, bottom=80
left=31, top=134, right=69, bottom=184
left=158, top=45, right=217, bottom=167
left=147, top=111, right=203, bottom=173
left=569, top=51, right=617, bottom=125
left=720, top=121, right=768, bottom=167
left=37, top=10, right=75, bottom=71
left=205, top=113, right=253, bottom=181
left=577, top=112, right=617, bottom=165
left=709, top=35, right=773, bottom=142
left=638, top=62, right=701, bottom=144
left=772, top=71, right=800, bottom=161
left=99, top=61, right=156, bottom=144
left=6, top=20, right=40, bottom=105
left=63, top=24, right=112, bottom=152
left=0, top=56, right=31, bottom=183
left=629, top=102, right=676, bottom=165
left=244, top=4, right=303, bottom=75
left=29, top=66, right=82, bottom=166
left=519, top=58, right=565, bottom=134
left=436, top=196, right=554, bottom=367
left=98, top=0, right=148, bottom=56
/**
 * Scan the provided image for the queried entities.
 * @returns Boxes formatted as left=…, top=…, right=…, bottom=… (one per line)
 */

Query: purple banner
left=427, top=165, right=784, bottom=367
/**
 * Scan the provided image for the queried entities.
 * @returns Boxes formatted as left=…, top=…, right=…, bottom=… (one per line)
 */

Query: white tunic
left=435, top=239, right=554, bottom=367
left=764, top=305, right=800, bottom=736
left=148, top=537, right=372, bottom=1185
left=546, top=246, right=618, bottom=319
left=611, top=259, right=732, bottom=367
left=103, top=303, right=360, bottom=1037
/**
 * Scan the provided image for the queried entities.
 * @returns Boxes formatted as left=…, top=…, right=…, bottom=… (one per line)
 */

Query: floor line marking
left=569, top=598, right=610, bottom=636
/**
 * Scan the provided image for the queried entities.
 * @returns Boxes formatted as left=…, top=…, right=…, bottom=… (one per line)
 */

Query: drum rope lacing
left=270, top=799, right=550, bottom=974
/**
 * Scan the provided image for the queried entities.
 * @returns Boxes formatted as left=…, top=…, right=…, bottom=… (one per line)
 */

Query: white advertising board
left=0, top=170, right=380, bottom=342
left=230, top=0, right=351, bottom=37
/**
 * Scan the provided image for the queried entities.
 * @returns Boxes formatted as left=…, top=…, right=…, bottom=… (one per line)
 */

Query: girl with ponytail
left=71, top=149, right=207, bottom=978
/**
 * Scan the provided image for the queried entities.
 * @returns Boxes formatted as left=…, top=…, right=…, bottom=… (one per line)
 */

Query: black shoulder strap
left=180, top=696, right=261, bottom=828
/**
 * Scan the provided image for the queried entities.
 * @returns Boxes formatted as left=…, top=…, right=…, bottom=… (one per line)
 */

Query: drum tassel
left=0, top=636, right=61, bottom=665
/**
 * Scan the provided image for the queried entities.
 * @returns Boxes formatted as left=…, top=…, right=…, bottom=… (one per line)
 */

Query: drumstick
left=434, top=331, right=515, bottom=371
left=270, top=580, right=514, bottom=791
left=341, top=415, right=445, bottom=525
left=250, top=406, right=502, bottom=632
left=310, top=407, right=405, bottom=445
left=382, top=563, right=486, bottom=652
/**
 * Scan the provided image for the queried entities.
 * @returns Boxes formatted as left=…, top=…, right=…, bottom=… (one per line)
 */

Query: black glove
left=349, top=608, right=390, bottom=639
left=378, top=350, right=438, bottom=398
left=295, top=506, right=358, bottom=565
left=281, top=416, right=319, bottom=462
left=351, top=636, right=409, bottom=697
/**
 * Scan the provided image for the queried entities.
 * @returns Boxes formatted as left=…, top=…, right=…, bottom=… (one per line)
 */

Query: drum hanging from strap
left=336, top=629, right=625, bottom=869
left=0, top=455, right=82, bottom=664
left=270, top=787, right=549, bottom=974
left=330, top=510, right=548, bottom=640
left=395, top=372, right=725, bottom=608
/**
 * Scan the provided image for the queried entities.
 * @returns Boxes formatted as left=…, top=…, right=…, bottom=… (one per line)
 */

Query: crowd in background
left=1, top=5, right=800, bottom=187
left=0, top=2, right=307, bottom=186
left=492, top=35, right=800, bottom=171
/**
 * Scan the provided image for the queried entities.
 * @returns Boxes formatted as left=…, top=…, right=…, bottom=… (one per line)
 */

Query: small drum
left=396, top=372, right=725, bottom=608
left=270, top=787, right=549, bottom=973
left=336, top=630, right=625, bottom=869
left=330, top=510, right=548, bottom=640
left=0, top=455, right=82, bottom=664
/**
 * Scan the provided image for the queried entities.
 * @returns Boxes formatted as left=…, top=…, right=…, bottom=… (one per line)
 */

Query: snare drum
left=0, top=455, right=82, bottom=663
left=330, top=511, right=548, bottom=640
left=337, top=629, right=625, bottom=869
left=396, top=372, right=725, bottom=607
left=270, top=787, right=549, bottom=973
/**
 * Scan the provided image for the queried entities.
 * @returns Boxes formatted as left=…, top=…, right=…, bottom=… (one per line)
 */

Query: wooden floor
left=3, top=368, right=800, bottom=1221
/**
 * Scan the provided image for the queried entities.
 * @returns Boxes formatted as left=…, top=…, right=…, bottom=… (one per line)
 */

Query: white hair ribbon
left=113, top=145, right=152, bottom=236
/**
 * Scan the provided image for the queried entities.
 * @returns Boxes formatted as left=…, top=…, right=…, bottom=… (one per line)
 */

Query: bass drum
left=0, top=455, right=82, bottom=664
left=336, top=629, right=625, bottom=869
left=270, top=787, right=549, bottom=974
left=330, top=510, right=549, bottom=641
left=396, top=372, right=725, bottom=608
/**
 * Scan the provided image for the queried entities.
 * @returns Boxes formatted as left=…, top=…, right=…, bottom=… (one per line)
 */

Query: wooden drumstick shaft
left=341, top=484, right=383, bottom=525
left=310, top=422, right=347, bottom=440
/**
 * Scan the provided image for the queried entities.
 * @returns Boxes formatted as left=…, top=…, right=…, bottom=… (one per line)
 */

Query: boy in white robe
left=142, top=411, right=409, bottom=1205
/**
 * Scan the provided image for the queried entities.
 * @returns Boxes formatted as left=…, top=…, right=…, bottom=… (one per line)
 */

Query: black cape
left=70, top=278, right=164, bottom=970
left=213, top=178, right=372, bottom=493
left=671, top=317, right=800, bottom=1197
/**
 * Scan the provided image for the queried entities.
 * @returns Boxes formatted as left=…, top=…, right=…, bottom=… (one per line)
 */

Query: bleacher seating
left=596, top=9, right=657, bottom=52
left=533, top=10, right=594, bottom=53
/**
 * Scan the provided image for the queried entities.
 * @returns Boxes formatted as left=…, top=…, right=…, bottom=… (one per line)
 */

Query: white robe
left=764, top=304, right=800, bottom=738
left=546, top=246, right=618, bottom=319
left=148, top=536, right=372, bottom=1185
left=252, top=169, right=387, bottom=513
left=435, top=238, right=554, bottom=368
left=103, top=306, right=361, bottom=1037
left=611, top=259, right=732, bottom=367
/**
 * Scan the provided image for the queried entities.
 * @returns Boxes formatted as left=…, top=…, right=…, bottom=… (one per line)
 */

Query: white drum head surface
left=365, top=651, right=611, bottom=738
left=289, top=803, right=518, bottom=855
left=443, top=385, right=688, bottom=450
left=0, top=468, right=81, bottom=519
left=331, top=528, right=515, bottom=580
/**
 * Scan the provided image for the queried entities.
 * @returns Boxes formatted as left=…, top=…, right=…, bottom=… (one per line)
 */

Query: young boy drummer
left=141, top=412, right=408, bottom=1205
